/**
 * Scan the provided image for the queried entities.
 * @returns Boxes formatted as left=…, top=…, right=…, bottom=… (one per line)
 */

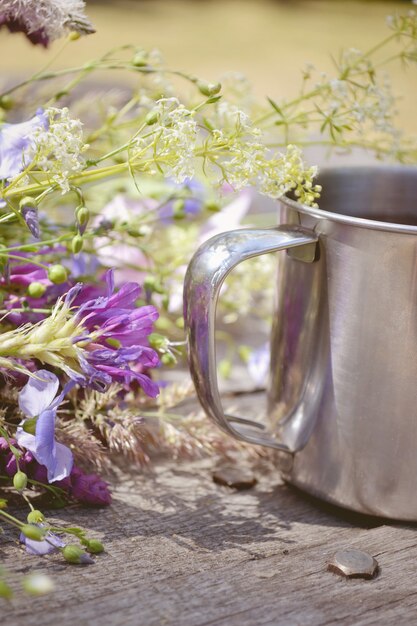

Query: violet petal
left=18, top=370, right=59, bottom=418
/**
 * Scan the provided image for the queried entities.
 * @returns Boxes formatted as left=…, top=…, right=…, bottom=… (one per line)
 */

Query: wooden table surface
left=2, top=392, right=417, bottom=626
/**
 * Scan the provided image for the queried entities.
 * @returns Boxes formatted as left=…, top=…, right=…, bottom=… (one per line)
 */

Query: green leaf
left=267, top=96, right=286, bottom=118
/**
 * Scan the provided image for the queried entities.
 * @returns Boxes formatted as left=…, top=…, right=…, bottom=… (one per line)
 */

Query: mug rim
left=281, top=164, right=417, bottom=234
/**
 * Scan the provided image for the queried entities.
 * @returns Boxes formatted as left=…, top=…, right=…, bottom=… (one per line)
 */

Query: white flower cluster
left=34, top=107, right=88, bottom=192
left=302, top=49, right=400, bottom=151
left=209, top=102, right=264, bottom=190
left=0, top=0, right=94, bottom=41
left=135, top=98, right=198, bottom=183
left=207, top=102, right=320, bottom=204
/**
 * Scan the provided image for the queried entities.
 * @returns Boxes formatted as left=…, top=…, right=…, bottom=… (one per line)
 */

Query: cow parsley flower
left=0, top=107, right=87, bottom=192
left=33, top=107, right=88, bottom=192
left=0, top=0, right=95, bottom=46
left=136, top=98, right=198, bottom=183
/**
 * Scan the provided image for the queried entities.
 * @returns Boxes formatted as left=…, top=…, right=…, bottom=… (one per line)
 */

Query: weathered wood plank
left=1, top=393, right=416, bottom=625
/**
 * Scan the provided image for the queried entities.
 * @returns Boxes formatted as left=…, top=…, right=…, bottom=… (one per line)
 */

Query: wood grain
left=1, top=393, right=416, bottom=626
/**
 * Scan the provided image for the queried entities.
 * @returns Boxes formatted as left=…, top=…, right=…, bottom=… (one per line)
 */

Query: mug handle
left=183, top=225, right=318, bottom=452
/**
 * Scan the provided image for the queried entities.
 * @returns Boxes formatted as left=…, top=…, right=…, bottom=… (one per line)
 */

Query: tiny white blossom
left=135, top=98, right=197, bottom=183
left=34, top=107, right=88, bottom=192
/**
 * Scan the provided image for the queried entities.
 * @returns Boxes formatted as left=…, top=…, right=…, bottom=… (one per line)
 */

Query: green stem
left=0, top=253, right=49, bottom=271
left=0, top=509, right=24, bottom=529
left=362, top=32, right=397, bottom=60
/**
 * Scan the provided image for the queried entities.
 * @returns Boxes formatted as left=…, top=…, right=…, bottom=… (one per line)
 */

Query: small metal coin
left=212, top=466, right=257, bottom=490
left=328, top=549, right=379, bottom=579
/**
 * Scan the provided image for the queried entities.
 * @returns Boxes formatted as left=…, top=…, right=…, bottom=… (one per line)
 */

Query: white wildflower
left=0, top=0, right=94, bottom=43
left=135, top=98, right=197, bottom=183
left=329, top=79, right=348, bottom=98
left=34, top=107, right=88, bottom=192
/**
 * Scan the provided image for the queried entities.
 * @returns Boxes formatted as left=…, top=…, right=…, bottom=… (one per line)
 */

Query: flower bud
left=71, top=235, right=84, bottom=254
left=19, top=196, right=37, bottom=210
left=21, top=524, right=45, bottom=541
left=13, top=471, right=28, bottom=491
left=148, top=333, right=167, bottom=349
left=197, top=81, right=222, bottom=97
left=63, top=545, right=94, bottom=565
left=23, top=418, right=37, bottom=435
left=132, top=52, right=148, bottom=67
left=48, top=264, right=68, bottom=285
left=145, top=110, right=158, bottom=126
left=161, top=352, right=176, bottom=366
left=85, top=539, right=104, bottom=554
left=0, top=95, right=13, bottom=111
left=27, top=510, right=45, bottom=524
left=143, top=276, right=164, bottom=294
left=127, top=226, right=146, bottom=238
left=76, top=206, right=90, bottom=226
left=69, top=31, right=81, bottom=42
left=204, top=200, right=221, bottom=213
left=27, top=282, right=46, bottom=299
left=175, top=316, right=184, bottom=329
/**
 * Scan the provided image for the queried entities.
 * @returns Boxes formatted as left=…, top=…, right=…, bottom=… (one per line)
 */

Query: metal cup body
left=270, top=166, right=417, bottom=519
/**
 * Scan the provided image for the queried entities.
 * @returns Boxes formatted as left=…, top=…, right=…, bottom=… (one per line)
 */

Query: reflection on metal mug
left=184, top=166, right=417, bottom=521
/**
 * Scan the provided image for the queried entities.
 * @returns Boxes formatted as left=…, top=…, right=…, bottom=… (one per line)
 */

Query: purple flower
left=0, top=1, right=95, bottom=47
left=0, top=110, right=48, bottom=180
left=69, top=468, right=112, bottom=506
left=21, top=205, right=40, bottom=239
left=0, top=438, right=111, bottom=507
left=70, top=253, right=99, bottom=279
left=158, top=179, right=204, bottom=222
left=72, top=271, right=160, bottom=396
left=16, top=370, right=75, bottom=483
left=0, top=14, right=48, bottom=46
left=20, top=526, right=65, bottom=556
left=0, top=252, right=105, bottom=326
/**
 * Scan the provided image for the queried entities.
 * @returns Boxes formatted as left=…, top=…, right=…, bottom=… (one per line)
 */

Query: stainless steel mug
left=184, top=165, right=417, bottom=521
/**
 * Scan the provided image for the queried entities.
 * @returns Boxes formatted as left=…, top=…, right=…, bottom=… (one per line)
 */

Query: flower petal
left=0, top=111, right=48, bottom=179
left=20, top=530, right=65, bottom=555
left=15, top=427, right=36, bottom=454
left=18, top=370, right=59, bottom=418
left=33, top=408, right=56, bottom=469
left=49, top=443, right=74, bottom=483
left=32, top=408, right=73, bottom=483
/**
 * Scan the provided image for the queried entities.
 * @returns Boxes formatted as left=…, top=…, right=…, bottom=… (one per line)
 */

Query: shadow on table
left=50, top=463, right=416, bottom=557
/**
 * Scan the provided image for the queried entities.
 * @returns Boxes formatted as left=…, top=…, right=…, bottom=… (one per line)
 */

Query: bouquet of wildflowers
left=0, top=0, right=416, bottom=596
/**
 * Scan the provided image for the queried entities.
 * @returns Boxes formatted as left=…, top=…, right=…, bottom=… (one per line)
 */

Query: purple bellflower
left=0, top=110, right=48, bottom=180
left=71, top=270, right=160, bottom=396
left=21, top=205, right=40, bottom=239
left=16, top=370, right=75, bottom=483
left=0, top=437, right=111, bottom=507
left=21, top=526, right=66, bottom=556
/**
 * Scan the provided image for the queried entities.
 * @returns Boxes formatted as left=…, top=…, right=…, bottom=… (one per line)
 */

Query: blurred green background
left=1, top=0, right=416, bottom=132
